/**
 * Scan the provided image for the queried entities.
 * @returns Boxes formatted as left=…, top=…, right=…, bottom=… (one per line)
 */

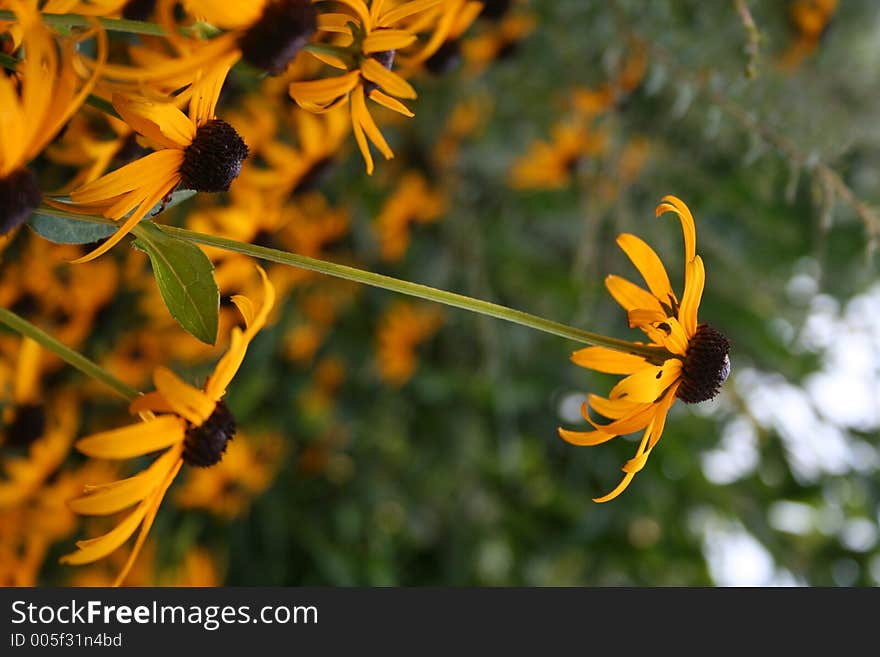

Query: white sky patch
left=768, top=500, right=815, bottom=536
left=700, top=416, right=759, bottom=484
left=689, top=509, right=801, bottom=586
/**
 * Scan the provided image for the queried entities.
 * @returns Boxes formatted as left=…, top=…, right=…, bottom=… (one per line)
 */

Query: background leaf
left=132, top=221, right=219, bottom=345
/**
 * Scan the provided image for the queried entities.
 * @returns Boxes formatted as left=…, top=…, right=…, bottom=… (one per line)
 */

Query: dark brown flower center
left=182, top=400, right=237, bottom=467
left=239, top=0, right=318, bottom=75
left=4, top=403, right=46, bottom=448
left=676, top=324, right=731, bottom=404
left=0, top=167, right=42, bottom=236
left=122, top=0, right=155, bottom=21
left=179, top=119, right=249, bottom=193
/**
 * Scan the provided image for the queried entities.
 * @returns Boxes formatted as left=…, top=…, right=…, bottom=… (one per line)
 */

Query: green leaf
left=28, top=213, right=118, bottom=245
left=132, top=221, right=219, bottom=345
left=29, top=189, right=196, bottom=245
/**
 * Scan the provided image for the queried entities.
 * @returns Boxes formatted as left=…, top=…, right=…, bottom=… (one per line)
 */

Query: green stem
left=0, top=309, right=139, bottom=401
left=167, top=228, right=668, bottom=359
left=0, top=11, right=167, bottom=36
left=32, top=208, right=672, bottom=359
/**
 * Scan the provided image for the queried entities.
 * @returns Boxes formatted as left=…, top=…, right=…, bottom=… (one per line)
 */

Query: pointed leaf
left=132, top=221, right=219, bottom=345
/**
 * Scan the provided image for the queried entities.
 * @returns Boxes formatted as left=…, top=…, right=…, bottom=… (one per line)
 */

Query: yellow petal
left=360, top=58, right=417, bottom=99
left=586, top=400, right=657, bottom=435
left=587, top=394, right=647, bottom=420
left=59, top=501, right=149, bottom=565
left=353, top=84, right=393, bottom=158
left=368, top=89, right=414, bottom=117
left=362, top=30, right=418, bottom=54
left=128, top=391, right=177, bottom=416
left=377, top=0, right=443, bottom=26
left=656, top=195, right=696, bottom=263
left=333, top=0, right=372, bottom=27
left=570, top=346, right=647, bottom=374
left=616, top=233, right=676, bottom=309
left=289, top=71, right=361, bottom=106
left=679, top=255, right=705, bottom=338
left=557, top=427, right=617, bottom=446
left=605, top=275, right=664, bottom=315
left=647, top=383, right=679, bottom=450
left=609, top=358, right=682, bottom=402
left=113, top=94, right=196, bottom=149
left=113, top=457, right=182, bottom=586
left=71, top=173, right=180, bottom=264
left=592, top=472, right=636, bottom=503
left=75, top=415, right=186, bottom=460
left=153, top=367, right=215, bottom=425
left=68, top=444, right=182, bottom=516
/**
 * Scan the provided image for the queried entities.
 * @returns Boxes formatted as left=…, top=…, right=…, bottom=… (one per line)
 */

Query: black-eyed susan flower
left=558, top=196, right=730, bottom=503
left=0, top=0, right=105, bottom=235
left=288, top=0, right=443, bottom=174
left=60, top=267, right=275, bottom=585
left=50, top=64, right=249, bottom=263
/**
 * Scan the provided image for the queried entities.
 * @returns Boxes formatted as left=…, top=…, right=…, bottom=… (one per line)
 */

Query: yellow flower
left=376, top=301, right=443, bottom=386
left=50, top=63, right=249, bottom=264
left=509, top=121, right=608, bottom=190
left=558, top=196, right=730, bottom=503
left=0, top=0, right=106, bottom=235
left=374, top=171, right=446, bottom=262
left=60, top=267, right=275, bottom=586
left=289, top=0, right=443, bottom=174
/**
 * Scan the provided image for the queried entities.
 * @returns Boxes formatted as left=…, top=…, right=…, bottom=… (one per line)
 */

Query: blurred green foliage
left=35, top=0, right=880, bottom=586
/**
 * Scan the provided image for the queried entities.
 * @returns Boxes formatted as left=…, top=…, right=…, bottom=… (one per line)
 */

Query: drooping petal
left=352, top=84, right=394, bottom=157
left=368, top=89, right=414, bottom=117
left=616, top=233, right=675, bottom=307
left=592, top=472, right=636, bottom=503
left=557, top=428, right=618, bottom=446
left=609, top=358, right=682, bottom=402
left=75, top=415, right=186, bottom=460
left=58, top=500, right=150, bottom=565
left=656, top=195, right=696, bottom=263
left=646, top=383, right=680, bottom=450
left=67, top=444, right=182, bottom=516
left=570, top=346, right=648, bottom=374
left=586, top=400, right=658, bottom=435
left=586, top=394, right=648, bottom=420
left=113, top=457, right=182, bottom=587
left=360, top=58, right=417, bottom=98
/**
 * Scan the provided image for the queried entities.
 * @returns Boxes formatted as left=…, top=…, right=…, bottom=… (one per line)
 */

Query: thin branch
left=733, top=0, right=761, bottom=79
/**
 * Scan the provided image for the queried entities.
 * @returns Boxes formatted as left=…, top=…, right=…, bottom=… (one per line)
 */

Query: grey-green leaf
left=132, top=221, right=219, bottom=345
left=28, top=213, right=118, bottom=244
left=29, top=189, right=197, bottom=245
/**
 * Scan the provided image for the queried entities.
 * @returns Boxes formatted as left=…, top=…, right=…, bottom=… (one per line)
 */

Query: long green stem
left=33, top=208, right=672, bottom=359
left=0, top=309, right=139, bottom=401
left=0, top=11, right=167, bottom=36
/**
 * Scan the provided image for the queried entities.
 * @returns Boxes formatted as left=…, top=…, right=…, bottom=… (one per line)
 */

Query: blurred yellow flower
left=376, top=301, right=443, bottom=386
